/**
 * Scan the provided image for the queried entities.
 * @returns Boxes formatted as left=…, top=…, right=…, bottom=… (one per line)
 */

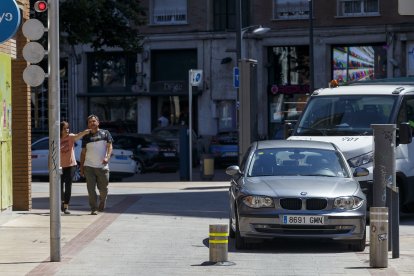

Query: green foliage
left=50, top=0, right=146, bottom=52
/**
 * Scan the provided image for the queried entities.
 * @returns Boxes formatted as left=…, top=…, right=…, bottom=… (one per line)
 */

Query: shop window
left=273, top=0, right=310, bottom=20
left=151, top=0, right=187, bottom=25
left=267, top=46, right=310, bottom=139
left=87, top=52, right=137, bottom=93
left=337, top=0, right=379, bottom=17
left=88, top=97, right=137, bottom=133
left=332, top=44, right=386, bottom=85
left=213, top=0, right=250, bottom=31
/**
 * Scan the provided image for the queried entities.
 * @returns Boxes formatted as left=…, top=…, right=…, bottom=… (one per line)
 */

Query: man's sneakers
left=90, top=200, right=106, bottom=215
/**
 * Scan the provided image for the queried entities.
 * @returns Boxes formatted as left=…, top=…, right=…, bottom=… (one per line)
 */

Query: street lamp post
left=308, top=0, right=314, bottom=92
left=235, top=0, right=270, bottom=162
left=240, top=26, right=270, bottom=59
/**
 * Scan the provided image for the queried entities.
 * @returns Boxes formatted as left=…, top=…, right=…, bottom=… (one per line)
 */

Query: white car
left=31, top=137, right=137, bottom=181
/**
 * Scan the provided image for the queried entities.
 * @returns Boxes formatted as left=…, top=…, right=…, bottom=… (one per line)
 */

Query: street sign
left=233, top=67, right=239, bottom=88
left=0, top=0, right=21, bottom=44
left=190, top=69, right=203, bottom=86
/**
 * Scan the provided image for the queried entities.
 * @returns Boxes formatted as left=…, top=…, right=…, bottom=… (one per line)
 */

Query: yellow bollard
left=209, top=224, right=228, bottom=263
left=201, top=154, right=214, bottom=180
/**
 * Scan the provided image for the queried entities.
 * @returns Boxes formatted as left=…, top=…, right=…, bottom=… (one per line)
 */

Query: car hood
left=288, top=136, right=372, bottom=161
left=241, top=176, right=360, bottom=198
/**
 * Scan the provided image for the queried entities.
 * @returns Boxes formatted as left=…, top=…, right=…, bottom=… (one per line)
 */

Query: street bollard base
left=201, top=261, right=236, bottom=266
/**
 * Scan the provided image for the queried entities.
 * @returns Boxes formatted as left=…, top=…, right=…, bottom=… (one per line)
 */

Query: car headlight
left=242, top=196, right=274, bottom=208
left=334, top=196, right=364, bottom=210
left=348, top=152, right=373, bottom=168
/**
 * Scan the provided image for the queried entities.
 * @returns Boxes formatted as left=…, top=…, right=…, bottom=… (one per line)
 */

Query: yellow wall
left=0, top=53, right=13, bottom=210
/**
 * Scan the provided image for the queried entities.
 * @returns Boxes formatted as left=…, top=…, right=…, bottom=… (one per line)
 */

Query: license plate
left=282, top=215, right=324, bottom=225
left=115, top=155, right=127, bottom=160
left=163, top=152, right=176, bottom=157
left=223, top=152, right=237, bottom=157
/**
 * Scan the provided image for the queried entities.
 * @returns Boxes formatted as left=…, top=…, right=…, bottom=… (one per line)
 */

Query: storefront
left=267, top=46, right=310, bottom=139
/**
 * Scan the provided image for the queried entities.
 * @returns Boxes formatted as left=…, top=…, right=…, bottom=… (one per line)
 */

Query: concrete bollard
left=370, top=207, right=388, bottom=268
left=209, top=224, right=228, bottom=263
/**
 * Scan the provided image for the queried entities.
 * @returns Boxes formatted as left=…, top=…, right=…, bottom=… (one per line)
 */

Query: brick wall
left=11, top=0, right=31, bottom=211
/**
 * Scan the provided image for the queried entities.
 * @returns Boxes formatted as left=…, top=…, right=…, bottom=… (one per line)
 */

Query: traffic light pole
left=48, top=0, right=61, bottom=262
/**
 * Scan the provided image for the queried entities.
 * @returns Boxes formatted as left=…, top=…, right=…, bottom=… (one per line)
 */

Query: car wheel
left=235, top=213, right=249, bottom=250
left=229, top=216, right=235, bottom=239
left=136, top=160, right=144, bottom=174
left=349, top=229, right=366, bottom=252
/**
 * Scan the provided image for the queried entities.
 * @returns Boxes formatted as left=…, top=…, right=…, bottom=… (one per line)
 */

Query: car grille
left=279, top=198, right=328, bottom=210
left=254, top=224, right=353, bottom=235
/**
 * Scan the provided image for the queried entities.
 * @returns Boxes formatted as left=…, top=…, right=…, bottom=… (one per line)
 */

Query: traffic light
left=22, top=3, right=48, bottom=87
left=34, top=1, right=48, bottom=13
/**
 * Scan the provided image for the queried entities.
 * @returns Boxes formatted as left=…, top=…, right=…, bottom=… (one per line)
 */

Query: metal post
left=48, top=0, right=61, bottom=262
left=236, top=0, right=242, bottom=164
left=308, top=0, right=314, bottom=92
left=372, top=124, right=396, bottom=207
left=391, top=186, right=400, bottom=258
left=370, top=207, right=388, bottom=268
left=188, top=70, right=193, bottom=181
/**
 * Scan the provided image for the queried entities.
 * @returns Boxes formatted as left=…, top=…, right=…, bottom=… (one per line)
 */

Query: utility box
left=238, top=59, right=258, bottom=162
left=179, top=127, right=190, bottom=180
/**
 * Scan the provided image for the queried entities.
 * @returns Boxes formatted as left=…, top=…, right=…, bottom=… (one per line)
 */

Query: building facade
left=30, top=0, right=414, bottom=151
left=1, top=0, right=31, bottom=213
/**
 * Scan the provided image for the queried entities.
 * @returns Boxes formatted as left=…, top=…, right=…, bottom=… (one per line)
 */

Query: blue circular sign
left=0, top=0, right=21, bottom=44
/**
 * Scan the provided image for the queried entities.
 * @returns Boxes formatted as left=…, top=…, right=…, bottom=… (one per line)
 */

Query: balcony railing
left=153, top=9, right=187, bottom=25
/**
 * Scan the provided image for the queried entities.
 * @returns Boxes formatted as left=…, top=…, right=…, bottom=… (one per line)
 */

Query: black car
left=209, top=129, right=238, bottom=167
left=112, top=134, right=179, bottom=173
left=152, top=125, right=200, bottom=167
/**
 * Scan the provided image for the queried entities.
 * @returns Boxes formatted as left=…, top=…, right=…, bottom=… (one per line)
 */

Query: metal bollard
left=209, top=224, right=228, bottom=263
left=370, top=207, right=388, bottom=268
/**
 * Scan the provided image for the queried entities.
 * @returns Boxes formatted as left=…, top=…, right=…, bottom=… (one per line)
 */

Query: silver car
left=227, top=140, right=369, bottom=251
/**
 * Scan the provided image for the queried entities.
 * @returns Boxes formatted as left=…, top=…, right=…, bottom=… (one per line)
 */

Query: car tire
left=136, top=160, right=144, bottom=174
left=235, top=213, right=250, bottom=250
left=229, top=217, right=235, bottom=239
left=349, top=229, right=366, bottom=252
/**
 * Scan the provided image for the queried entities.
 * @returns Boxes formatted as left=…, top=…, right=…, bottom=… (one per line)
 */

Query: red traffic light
left=34, top=1, right=48, bottom=12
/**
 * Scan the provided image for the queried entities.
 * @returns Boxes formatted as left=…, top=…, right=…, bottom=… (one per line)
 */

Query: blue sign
left=233, top=67, right=239, bottom=88
left=0, top=0, right=21, bottom=44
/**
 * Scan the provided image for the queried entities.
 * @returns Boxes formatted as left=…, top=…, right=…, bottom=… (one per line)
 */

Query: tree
left=31, top=0, right=147, bottom=52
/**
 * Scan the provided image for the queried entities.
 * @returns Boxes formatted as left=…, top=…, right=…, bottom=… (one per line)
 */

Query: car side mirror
left=398, top=122, right=412, bottom=145
left=353, top=167, right=369, bottom=177
left=226, top=165, right=242, bottom=177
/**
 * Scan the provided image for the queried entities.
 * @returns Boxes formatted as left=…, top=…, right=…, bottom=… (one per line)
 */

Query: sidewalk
left=0, top=178, right=414, bottom=275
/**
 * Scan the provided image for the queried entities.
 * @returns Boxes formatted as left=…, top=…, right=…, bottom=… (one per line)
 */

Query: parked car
left=152, top=125, right=200, bottom=166
left=209, top=129, right=238, bottom=167
left=226, top=139, right=368, bottom=251
left=31, top=137, right=137, bottom=181
left=112, top=134, right=179, bottom=173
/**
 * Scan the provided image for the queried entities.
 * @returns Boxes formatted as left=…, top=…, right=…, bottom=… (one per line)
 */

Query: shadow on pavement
left=32, top=189, right=230, bottom=219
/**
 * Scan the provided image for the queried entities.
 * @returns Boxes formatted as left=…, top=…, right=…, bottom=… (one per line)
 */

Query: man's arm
left=103, top=143, right=113, bottom=164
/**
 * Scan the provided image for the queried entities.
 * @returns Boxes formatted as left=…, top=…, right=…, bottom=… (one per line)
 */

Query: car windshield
left=247, top=147, right=349, bottom=178
left=294, top=95, right=397, bottom=136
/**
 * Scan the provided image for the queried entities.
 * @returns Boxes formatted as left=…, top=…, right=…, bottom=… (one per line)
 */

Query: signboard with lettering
left=0, top=0, right=21, bottom=44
